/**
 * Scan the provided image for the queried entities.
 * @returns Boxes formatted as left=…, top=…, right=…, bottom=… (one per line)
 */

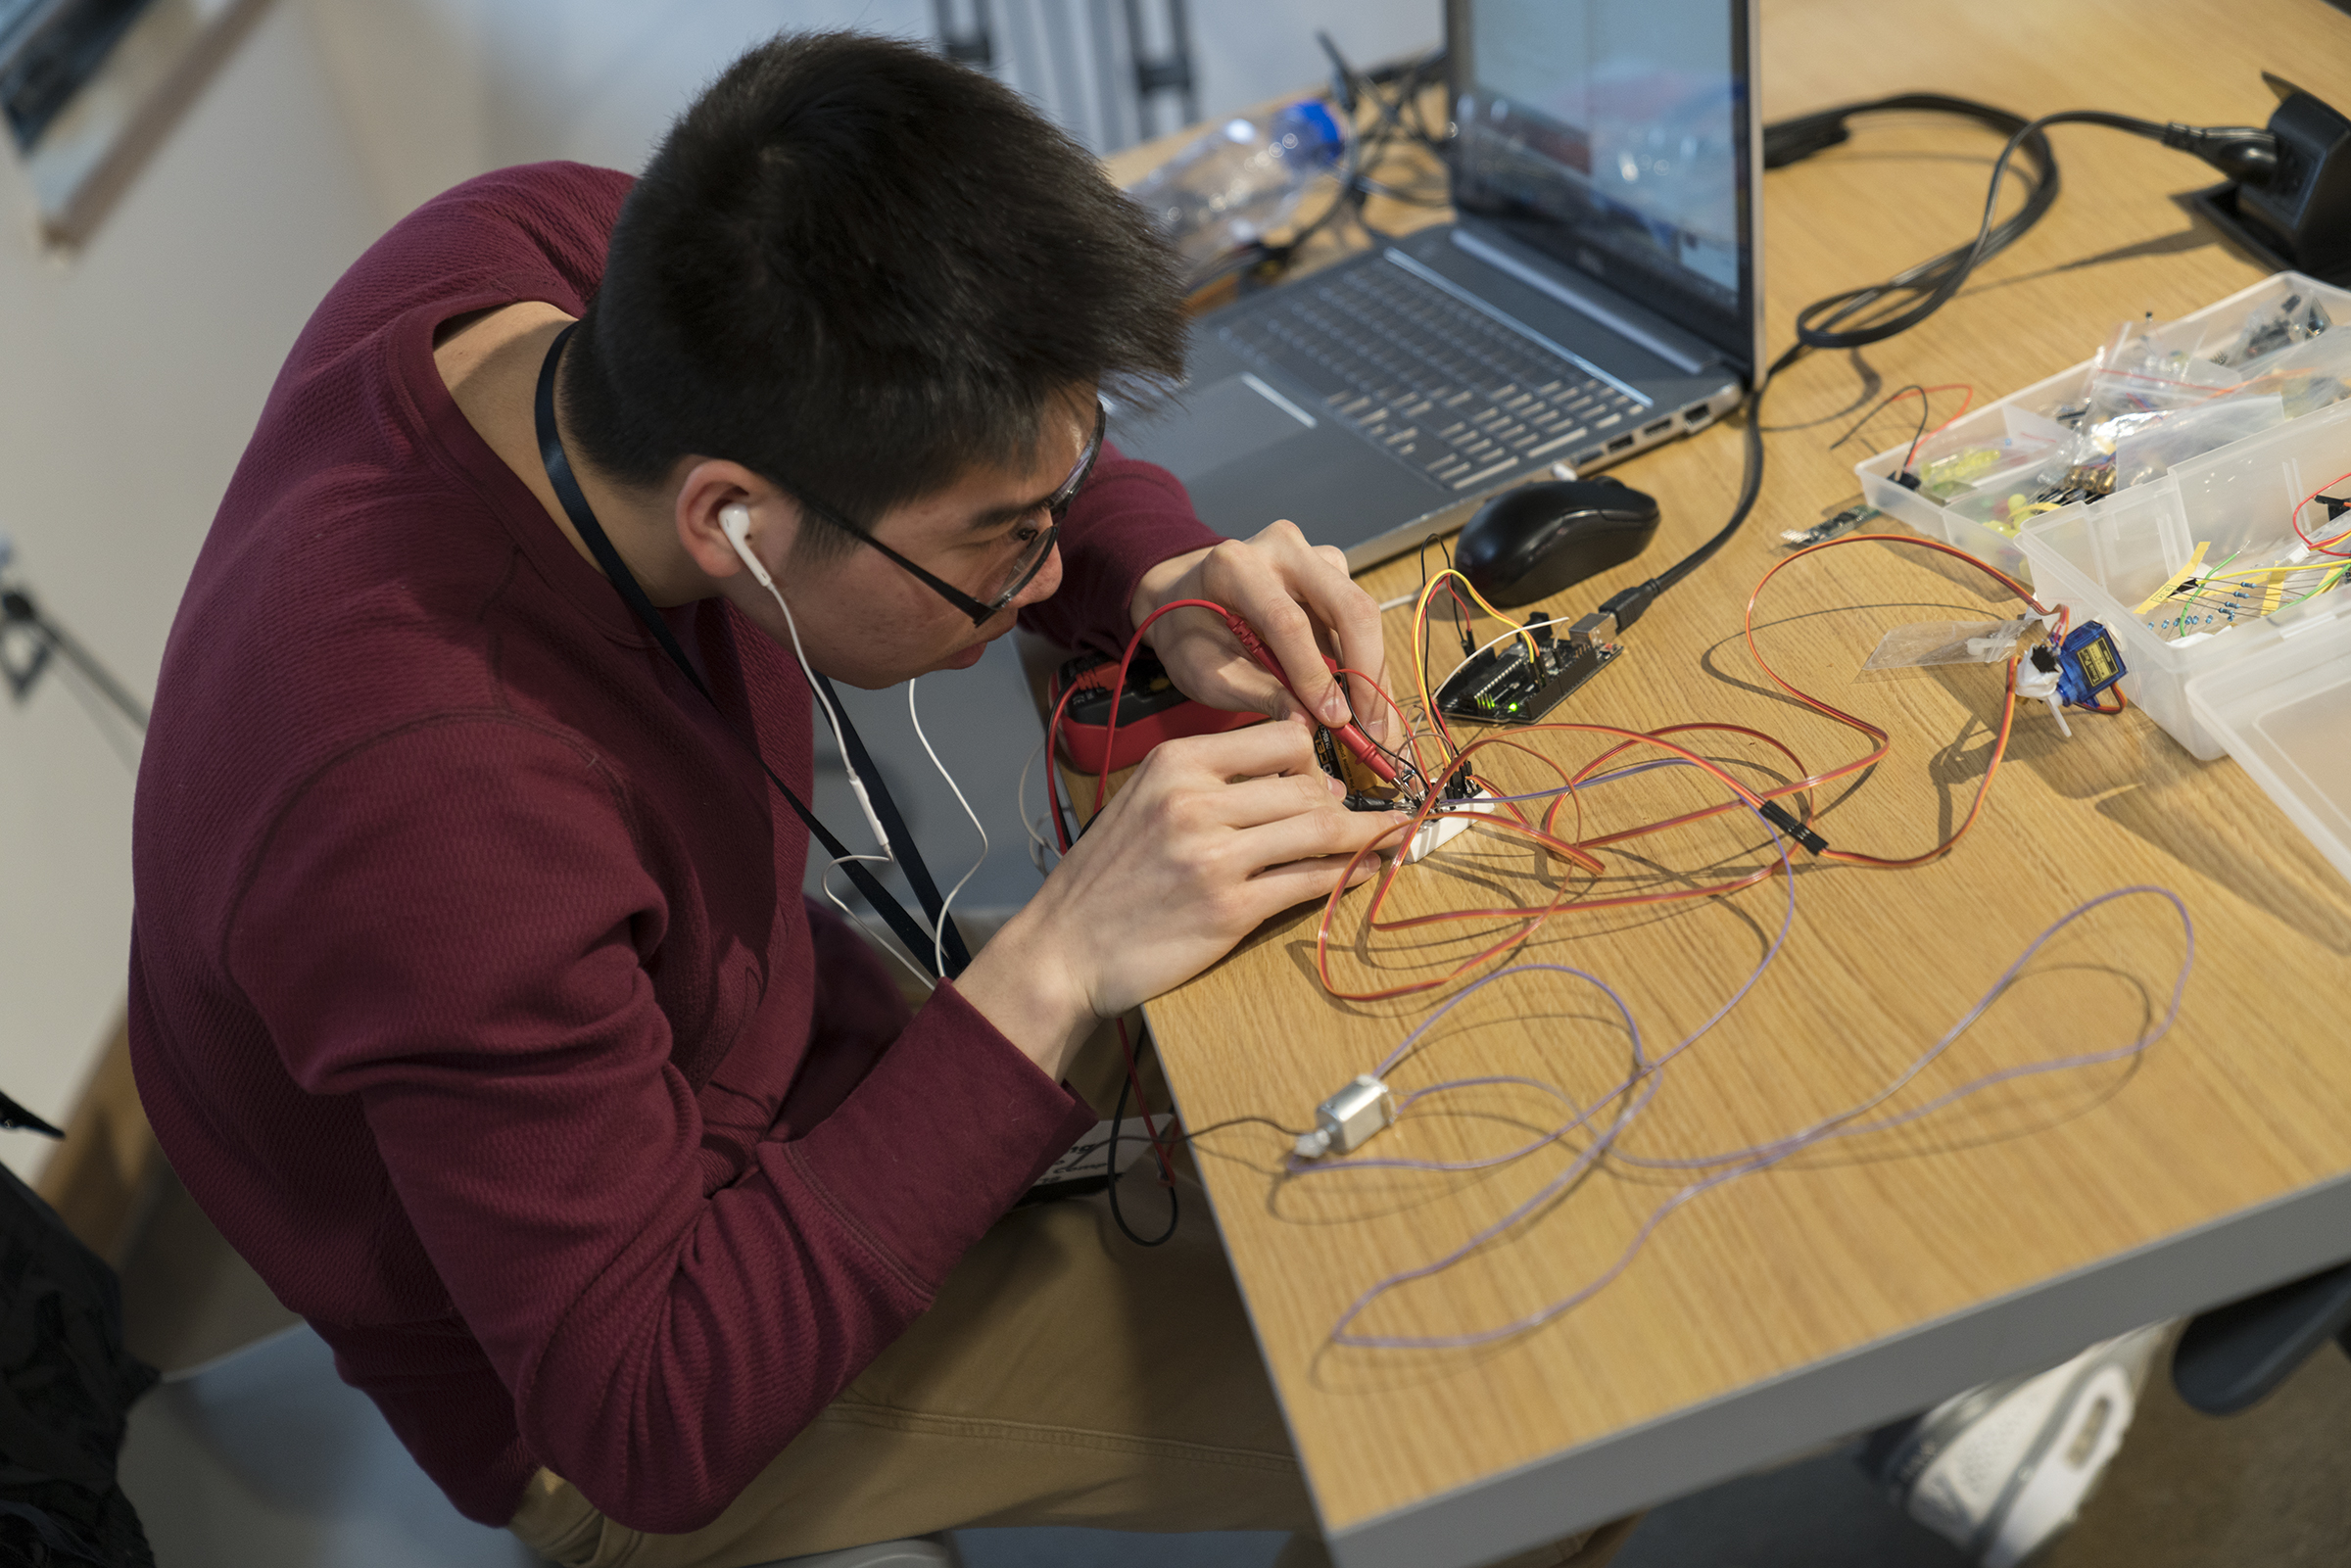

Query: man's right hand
left=956, top=724, right=1412, bottom=1081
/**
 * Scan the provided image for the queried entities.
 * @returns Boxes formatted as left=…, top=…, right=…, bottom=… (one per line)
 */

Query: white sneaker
left=1871, top=1325, right=2166, bottom=1567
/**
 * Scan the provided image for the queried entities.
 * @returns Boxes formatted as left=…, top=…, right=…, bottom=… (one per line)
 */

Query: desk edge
left=1321, top=1165, right=2351, bottom=1568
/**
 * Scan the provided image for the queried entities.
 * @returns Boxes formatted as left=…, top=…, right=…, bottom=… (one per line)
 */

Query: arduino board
left=1434, top=614, right=1622, bottom=726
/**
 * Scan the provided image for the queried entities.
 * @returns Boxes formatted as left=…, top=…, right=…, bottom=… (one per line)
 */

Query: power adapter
left=2184, top=74, right=2351, bottom=284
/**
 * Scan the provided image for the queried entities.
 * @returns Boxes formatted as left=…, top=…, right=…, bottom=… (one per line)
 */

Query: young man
left=130, top=29, right=1639, bottom=1568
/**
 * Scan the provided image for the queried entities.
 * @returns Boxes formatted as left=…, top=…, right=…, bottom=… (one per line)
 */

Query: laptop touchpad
left=1116, top=373, right=1318, bottom=482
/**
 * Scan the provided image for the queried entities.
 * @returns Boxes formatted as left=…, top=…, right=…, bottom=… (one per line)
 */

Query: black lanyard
left=533, top=324, right=970, bottom=979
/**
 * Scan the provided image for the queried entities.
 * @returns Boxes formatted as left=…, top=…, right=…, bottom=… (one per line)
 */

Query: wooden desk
left=1100, top=5, right=2351, bottom=1566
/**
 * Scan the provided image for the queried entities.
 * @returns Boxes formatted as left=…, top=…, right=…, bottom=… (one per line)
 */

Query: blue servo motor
left=2053, top=622, right=2127, bottom=707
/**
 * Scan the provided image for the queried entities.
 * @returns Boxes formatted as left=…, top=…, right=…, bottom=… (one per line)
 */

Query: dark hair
left=562, top=30, right=1187, bottom=560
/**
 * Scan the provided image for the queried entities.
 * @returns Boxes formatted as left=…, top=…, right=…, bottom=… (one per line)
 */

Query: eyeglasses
left=792, top=401, right=1106, bottom=626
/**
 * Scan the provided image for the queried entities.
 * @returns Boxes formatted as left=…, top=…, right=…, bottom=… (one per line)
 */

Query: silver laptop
left=1109, top=0, right=1764, bottom=571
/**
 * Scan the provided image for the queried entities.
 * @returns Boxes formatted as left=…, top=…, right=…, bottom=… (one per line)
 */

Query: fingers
left=1230, top=569, right=1344, bottom=729
left=1308, top=542, right=1389, bottom=739
left=1149, top=605, right=1307, bottom=724
left=1148, top=717, right=1322, bottom=783
left=1223, top=798, right=1412, bottom=873
left=1216, top=643, right=1310, bottom=726
left=1140, top=523, right=1394, bottom=739
left=1220, top=523, right=1389, bottom=739
left=1204, top=771, right=1352, bottom=830
left=1226, top=849, right=1390, bottom=927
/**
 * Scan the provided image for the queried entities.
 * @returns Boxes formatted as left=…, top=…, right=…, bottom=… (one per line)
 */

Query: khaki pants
left=508, top=1028, right=1638, bottom=1568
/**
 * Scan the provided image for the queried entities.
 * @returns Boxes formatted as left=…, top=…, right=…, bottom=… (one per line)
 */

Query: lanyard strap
left=807, top=669, right=970, bottom=973
left=533, top=324, right=967, bottom=979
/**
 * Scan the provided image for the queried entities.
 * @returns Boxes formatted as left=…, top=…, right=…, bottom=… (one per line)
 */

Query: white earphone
left=720, top=504, right=774, bottom=588
left=720, top=502, right=891, bottom=858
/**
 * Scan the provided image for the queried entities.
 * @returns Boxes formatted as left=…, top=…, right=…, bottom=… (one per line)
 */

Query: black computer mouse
left=1455, top=477, right=1660, bottom=608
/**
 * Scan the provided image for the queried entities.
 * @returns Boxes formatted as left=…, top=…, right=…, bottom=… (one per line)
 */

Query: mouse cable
left=1587, top=97, right=2277, bottom=637
left=1583, top=337, right=1805, bottom=640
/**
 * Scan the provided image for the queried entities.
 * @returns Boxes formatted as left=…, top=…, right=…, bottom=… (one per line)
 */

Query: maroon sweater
left=127, top=164, right=1219, bottom=1533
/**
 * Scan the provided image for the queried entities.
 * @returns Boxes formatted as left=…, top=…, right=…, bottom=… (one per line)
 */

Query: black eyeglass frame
left=792, top=401, right=1106, bottom=626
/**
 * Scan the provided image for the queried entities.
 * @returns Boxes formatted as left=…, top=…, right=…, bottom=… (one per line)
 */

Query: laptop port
left=1607, top=434, right=1635, bottom=452
left=1641, top=418, right=1673, bottom=438
left=1682, top=403, right=1711, bottom=424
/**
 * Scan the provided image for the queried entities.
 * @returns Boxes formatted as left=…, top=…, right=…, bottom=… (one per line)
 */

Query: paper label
left=1032, top=1115, right=1177, bottom=1186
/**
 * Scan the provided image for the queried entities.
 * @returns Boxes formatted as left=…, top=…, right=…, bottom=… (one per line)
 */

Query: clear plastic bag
left=2224, top=320, right=2351, bottom=414
left=1943, top=451, right=2084, bottom=536
left=2111, top=393, right=2286, bottom=486
left=2083, top=315, right=2235, bottom=433
left=2204, top=290, right=2334, bottom=366
left=1908, top=429, right=2068, bottom=501
left=1860, top=614, right=2045, bottom=672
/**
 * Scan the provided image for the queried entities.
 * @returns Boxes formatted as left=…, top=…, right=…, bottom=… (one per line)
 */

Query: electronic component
left=1782, top=499, right=1878, bottom=548
left=1314, top=725, right=1412, bottom=807
left=2054, top=622, right=2126, bottom=705
left=1435, top=610, right=1621, bottom=725
left=1292, top=1074, right=1396, bottom=1160
left=1401, top=781, right=1497, bottom=865
left=1313, top=733, right=1486, bottom=860
left=2019, top=621, right=2127, bottom=736
left=1053, top=647, right=1258, bottom=773
left=2132, top=535, right=2351, bottom=640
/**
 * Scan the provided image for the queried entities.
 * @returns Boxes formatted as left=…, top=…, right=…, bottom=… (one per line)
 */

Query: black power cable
left=1588, top=96, right=2280, bottom=634
left=1786, top=102, right=2270, bottom=351
left=1105, top=1031, right=1179, bottom=1246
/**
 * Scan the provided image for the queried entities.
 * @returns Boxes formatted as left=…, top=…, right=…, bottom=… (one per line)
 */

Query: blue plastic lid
left=1271, top=100, right=1346, bottom=166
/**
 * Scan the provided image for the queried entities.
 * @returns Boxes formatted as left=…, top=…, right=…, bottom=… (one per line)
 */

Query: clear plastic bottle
left=1126, top=100, right=1347, bottom=272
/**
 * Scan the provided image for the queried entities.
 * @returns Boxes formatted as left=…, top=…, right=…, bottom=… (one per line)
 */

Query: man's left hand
left=1128, top=521, right=1391, bottom=741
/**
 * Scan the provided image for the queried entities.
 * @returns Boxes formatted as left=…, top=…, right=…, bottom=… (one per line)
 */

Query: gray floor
left=119, top=1325, right=540, bottom=1568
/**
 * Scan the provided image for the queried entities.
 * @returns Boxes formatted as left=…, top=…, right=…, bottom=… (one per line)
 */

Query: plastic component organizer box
left=1853, top=272, right=2351, bottom=883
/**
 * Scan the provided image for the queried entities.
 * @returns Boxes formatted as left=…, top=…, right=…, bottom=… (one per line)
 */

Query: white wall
left=0, top=0, right=1438, bottom=1176
left=304, top=0, right=942, bottom=232
left=0, top=0, right=385, bottom=1178
left=1189, top=0, right=1436, bottom=130
left=305, top=0, right=1437, bottom=229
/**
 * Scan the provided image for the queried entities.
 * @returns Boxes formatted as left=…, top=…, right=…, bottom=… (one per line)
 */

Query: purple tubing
left=1300, top=808, right=2191, bottom=1348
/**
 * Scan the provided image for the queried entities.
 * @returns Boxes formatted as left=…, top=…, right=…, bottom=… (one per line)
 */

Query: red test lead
left=1222, top=613, right=1400, bottom=784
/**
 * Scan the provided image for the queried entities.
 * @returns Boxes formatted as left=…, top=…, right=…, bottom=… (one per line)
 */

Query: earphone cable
left=907, top=677, right=990, bottom=978
left=533, top=323, right=962, bottom=979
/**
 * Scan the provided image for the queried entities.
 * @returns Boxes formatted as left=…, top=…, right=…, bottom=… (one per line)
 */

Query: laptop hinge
left=1448, top=227, right=1710, bottom=375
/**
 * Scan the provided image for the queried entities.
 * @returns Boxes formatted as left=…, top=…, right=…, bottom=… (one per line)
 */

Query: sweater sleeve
left=224, top=718, right=1094, bottom=1533
left=1017, top=441, right=1222, bottom=658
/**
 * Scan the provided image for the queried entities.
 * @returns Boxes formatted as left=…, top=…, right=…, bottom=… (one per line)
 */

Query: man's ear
left=676, top=459, right=799, bottom=582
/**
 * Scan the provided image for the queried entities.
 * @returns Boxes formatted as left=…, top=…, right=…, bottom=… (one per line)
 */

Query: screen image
left=1453, top=0, right=1746, bottom=333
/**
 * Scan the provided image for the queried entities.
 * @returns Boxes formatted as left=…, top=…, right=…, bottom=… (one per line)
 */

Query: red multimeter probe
left=1221, top=614, right=1399, bottom=784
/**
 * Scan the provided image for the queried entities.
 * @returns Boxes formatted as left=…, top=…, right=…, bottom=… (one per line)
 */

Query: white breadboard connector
left=1399, top=786, right=1497, bottom=864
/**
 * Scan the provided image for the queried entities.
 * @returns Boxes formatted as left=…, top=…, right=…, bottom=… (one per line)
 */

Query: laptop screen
left=1447, top=0, right=1757, bottom=375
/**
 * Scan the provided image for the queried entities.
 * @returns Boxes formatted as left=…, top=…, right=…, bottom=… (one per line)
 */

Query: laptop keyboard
left=1219, top=261, right=1651, bottom=491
